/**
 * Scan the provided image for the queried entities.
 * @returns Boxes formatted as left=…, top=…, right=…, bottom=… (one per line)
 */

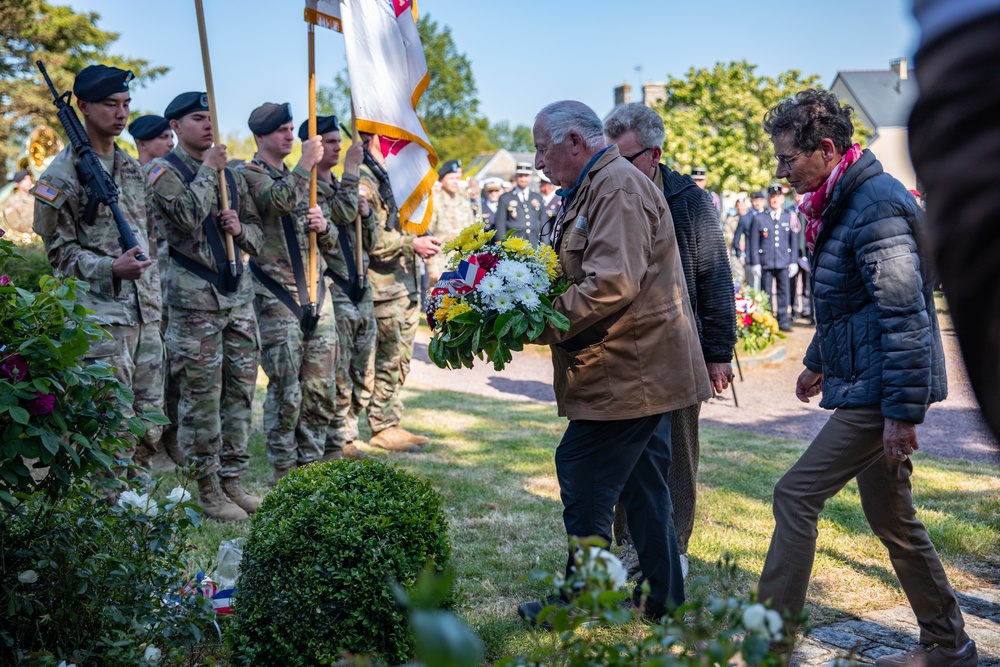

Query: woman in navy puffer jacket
left=755, top=90, right=976, bottom=667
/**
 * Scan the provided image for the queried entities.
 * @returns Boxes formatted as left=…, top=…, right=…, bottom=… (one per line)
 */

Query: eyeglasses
left=623, top=147, right=651, bottom=164
left=774, top=148, right=809, bottom=170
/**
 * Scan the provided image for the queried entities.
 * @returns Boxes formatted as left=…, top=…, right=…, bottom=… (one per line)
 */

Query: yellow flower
left=501, top=236, right=533, bottom=256
left=535, top=244, right=560, bottom=279
left=446, top=302, right=472, bottom=321
left=442, top=222, right=496, bottom=255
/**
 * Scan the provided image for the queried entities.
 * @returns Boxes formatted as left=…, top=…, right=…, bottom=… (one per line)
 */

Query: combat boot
left=369, top=426, right=428, bottom=452
left=323, top=442, right=368, bottom=461
left=197, top=475, right=248, bottom=522
left=220, top=477, right=262, bottom=514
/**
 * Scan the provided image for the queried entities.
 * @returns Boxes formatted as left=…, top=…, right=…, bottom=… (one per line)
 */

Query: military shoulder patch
left=574, top=216, right=589, bottom=231
left=32, top=182, right=60, bottom=202
left=147, top=164, right=166, bottom=186
left=242, top=162, right=265, bottom=173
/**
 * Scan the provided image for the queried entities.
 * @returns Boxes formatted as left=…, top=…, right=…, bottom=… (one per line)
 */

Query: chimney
left=614, top=82, right=632, bottom=106
left=890, top=57, right=908, bottom=80
left=642, top=82, right=667, bottom=107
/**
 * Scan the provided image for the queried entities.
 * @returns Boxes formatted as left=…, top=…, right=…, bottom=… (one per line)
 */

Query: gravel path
left=409, top=323, right=999, bottom=465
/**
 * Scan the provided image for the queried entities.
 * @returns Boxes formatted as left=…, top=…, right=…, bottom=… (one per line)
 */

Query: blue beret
left=164, top=92, right=209, bottom=121
left=128, top=115, right=170, bottom=141
left=248, top=102, right=292, bottom=136
left=73, top=65, right=133, bottom=102
left=438, top=159, right=460, bottom=180
left=297, top=115, right=339, bottom=141
left=750, top=190, right=766, bottom=199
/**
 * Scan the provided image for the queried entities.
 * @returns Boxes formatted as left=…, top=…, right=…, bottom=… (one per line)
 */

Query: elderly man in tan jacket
left=518, top=101, right=711, bottom=627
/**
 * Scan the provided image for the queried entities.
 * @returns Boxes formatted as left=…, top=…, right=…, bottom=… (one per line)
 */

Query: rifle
left=340, top=124, right=399, bottom=231
left=35, top=61, right=147, bottom=262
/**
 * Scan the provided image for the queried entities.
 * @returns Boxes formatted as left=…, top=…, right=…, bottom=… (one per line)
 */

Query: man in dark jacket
left=604, top=103, right=736, bottom=580
left=749, top=184, right=799, bottom=331
left=758, top=89, right=976, bottom=667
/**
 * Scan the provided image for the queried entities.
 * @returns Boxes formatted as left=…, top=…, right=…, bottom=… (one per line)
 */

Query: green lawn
left=154, top=382, right=1000, bottom=662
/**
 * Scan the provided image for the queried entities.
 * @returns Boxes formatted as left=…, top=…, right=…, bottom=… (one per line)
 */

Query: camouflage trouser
left=165, top=303, right=258, bottom=479
left=158, top=312, right=180, bottom=460
left=328, top=295, right=376, bottom=452
left=256, top=292, right=338, bottom=469
left=90, top=319, right=165, bottom=462
left=366, top=295, right=419, bottom=433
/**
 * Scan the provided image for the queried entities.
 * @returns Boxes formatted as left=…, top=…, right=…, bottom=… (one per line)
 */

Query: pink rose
left=1, top=354, right=28, bottom=382
left=475, top=253, right=499, bottom=272
left=0, top=275, right=9, bottom=286
left=27, top=392, right=55, bottom=416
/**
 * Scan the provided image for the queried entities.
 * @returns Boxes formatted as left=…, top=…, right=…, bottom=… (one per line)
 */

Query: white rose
left=144, top=497, right=160, bottom=517
left=118, top=489, right=143, bottom=512
left=17, top=569, right=38, bottom=584
left=742, top=603, right=767, bottom=633
left=765, top=609, right=784, bottom=639
left=587, top=547, right=628, bottom=590
left=144, top=645, right=162, bottom=663
left=166, top=486, right=192, bottom=505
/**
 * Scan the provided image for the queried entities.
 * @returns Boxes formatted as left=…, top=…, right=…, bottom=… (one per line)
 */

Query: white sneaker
left=679, top=554, right=689, bottom=580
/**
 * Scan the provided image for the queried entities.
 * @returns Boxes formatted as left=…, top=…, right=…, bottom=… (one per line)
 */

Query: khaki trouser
left=758, top=405, right=969, bottom=648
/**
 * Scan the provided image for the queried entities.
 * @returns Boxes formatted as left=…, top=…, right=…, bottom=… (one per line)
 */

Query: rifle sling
left=162, top=153, right=242, bottom=294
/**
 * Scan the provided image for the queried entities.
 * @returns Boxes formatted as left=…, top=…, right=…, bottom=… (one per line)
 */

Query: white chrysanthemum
left=118, top=489, right=159, bottom=517
left=491, top=291, right=515, bottom=313
left=166, top=486, right=192, bottom=505
left=529, top=271, right=549, bottom=292
left=477, top=273, right=504, bottom=296
left=496, top=260, right=532, bottom=287
left=516, top=287, right=541, bottom=311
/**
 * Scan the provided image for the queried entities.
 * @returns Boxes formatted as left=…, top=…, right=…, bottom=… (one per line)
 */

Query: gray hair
left=603, top=103, right=665, bottom=149
left=535, top=101, right=606, bottom=150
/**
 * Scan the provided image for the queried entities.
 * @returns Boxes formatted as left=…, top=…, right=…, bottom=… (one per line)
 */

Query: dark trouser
left=762, top=267, right=790, bottom=328
left=790, top=268, right=812, bottom=318
left=613, top=403, right=701, bottom=555
left=556, top=412, right=683, bottom=616
left=758, top=406, right=969, bottom=647
left=909, top=11, right=1000, bottom=442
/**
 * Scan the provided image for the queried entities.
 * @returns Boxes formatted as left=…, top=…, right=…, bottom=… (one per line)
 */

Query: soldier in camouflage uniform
left=360, top=132, right=441, bottom=452
left=147, top=92, right=263, bottom=521
left=236, top=104, right=339, bottom=481
left=32, top=66, right=164, bottom=476
left=300, top=119, right=379, bottom=460
left=425, top=159, right=476, bottom=283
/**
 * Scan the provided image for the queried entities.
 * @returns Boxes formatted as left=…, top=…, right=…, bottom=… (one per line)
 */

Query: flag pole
left=307, top=23, right=319, bottom=309
left=193, top=0, right=237, bottom=276
left=350, top=99, right=364, bottom=285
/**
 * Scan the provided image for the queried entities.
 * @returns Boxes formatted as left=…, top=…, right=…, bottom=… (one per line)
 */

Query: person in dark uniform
left=749, top=184, right=798, bottom=330
left=788, top=190, right=812, bottom=323
left=494, top=162, right=545, bottom=245
left=480, top=179, right=503, bottom=228
left=733, top=190, right=765, bottom=287
left=538, top=172, right=561, bottom=230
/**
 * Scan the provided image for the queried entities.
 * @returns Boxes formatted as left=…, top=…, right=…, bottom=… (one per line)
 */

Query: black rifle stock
left=339, top=123, right=400, bottom=231
left=36, top=61, right=147, bottom=261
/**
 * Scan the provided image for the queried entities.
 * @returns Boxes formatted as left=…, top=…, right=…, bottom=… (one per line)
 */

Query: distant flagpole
left=340, top=0, right=438, bottom=235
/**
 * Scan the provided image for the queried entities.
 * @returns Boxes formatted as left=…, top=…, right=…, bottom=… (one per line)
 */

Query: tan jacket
left=539, top=145, right=711, bottom=420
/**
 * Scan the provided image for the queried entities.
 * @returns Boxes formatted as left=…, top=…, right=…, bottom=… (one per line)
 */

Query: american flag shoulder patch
left=33, top=182, right=60, bottom=202
left=147, top=164, right=166, bottom=186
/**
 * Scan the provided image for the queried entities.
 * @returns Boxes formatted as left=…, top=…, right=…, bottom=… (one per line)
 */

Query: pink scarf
left=799, top=143, right=863, bottom=254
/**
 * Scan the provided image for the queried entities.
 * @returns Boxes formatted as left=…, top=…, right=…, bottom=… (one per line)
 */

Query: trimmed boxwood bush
left=227, top=458, right=451, bottom=666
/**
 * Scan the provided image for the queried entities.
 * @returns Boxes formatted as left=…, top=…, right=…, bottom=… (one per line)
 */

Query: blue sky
left=64, top=0, right=920, bottom=141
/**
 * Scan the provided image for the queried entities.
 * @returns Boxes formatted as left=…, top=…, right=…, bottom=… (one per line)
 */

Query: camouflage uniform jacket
left=361, top=166, right=419, bottom=301
left=33, top=144, right=161, bottom=325
left=237, top=154, right=337, bottom=299
left=316, top=175, right=379, bottom=302
left=148, top=145, right=263, bottom=311
left=425, top=182, right=475, bottom=277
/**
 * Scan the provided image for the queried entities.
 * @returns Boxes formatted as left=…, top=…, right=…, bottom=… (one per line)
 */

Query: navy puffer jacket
left=804, top=150, right=946, bottom=423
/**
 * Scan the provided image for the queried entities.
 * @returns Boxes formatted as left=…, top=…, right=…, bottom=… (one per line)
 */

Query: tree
left=0, top=0, right=167, bottom=180
left=485, top=120, right=534, bottom=153
left=655, top=61, right=870, bottom=194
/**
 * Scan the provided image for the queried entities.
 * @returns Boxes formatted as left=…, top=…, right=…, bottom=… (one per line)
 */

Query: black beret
left=164, top=92, right=209, bottom=121
left=767, top=184, right=784, bottom=196
left=248, top=102, right=292, bottom=136
left=73, top=65, right=133, bottom=102
left=297, top=115, right=339, bottom=141
left=128, top=115, right=170, bottom=141
left=438, top=159, right=460, bottom=180
left=690, top=166, right=707, bottom=179
left=12, top=169, right=30, bottom=184
left=750, top=190, right=766, bottom=199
